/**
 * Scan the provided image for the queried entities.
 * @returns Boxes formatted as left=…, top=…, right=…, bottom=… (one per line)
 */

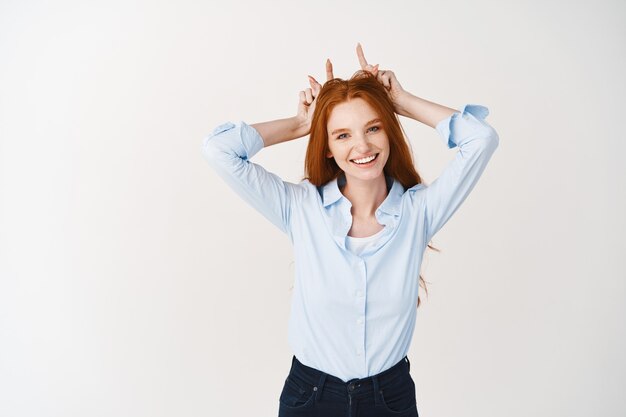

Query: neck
left=340, top=173, right=388, bottom=218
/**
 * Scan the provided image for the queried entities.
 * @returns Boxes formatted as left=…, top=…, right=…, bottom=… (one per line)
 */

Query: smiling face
left=326, top=97, right=390, bottom=184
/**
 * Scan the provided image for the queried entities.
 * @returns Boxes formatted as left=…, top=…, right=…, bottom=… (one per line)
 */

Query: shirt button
left=356, top=348, right=362, bottom=356
left=357, top=317, right=364, bottom=325
left=356, top=290, right=363, bottom=297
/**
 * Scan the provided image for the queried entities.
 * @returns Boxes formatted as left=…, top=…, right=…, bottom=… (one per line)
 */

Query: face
left=326, top=98, right=390, bottom=184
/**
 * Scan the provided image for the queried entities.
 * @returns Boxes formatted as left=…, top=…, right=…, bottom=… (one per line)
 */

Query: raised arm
left=354, top=43, right=499, bottom=241
left=415, top=103, right=499, bottom=242
left=201, top=73, right=323, bottom=236
left=385, top=88, right=500, bottom=241
left=250, top=116, right=308, bottom=147
left=202, top=120, right=300, bottom=236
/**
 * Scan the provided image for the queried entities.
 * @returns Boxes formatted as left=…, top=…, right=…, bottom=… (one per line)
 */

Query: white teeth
left=352, top=154, right=377, bottom=164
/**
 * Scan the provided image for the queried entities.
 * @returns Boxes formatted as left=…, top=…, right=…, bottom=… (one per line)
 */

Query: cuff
left=205, top=121, right=265, bottom=160
left=435, top=104, right=490, bottom=149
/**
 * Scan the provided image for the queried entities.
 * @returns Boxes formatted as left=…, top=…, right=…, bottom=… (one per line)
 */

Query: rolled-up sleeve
left=201, top=121, right=298, bottom=237
left=420, top=104, right=500, bottom=242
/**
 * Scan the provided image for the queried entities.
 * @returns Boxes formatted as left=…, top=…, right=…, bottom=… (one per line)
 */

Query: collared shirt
left=201, top=104, right=499, bottom=383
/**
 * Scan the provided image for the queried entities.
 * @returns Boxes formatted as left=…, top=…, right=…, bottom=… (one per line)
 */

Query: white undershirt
left=345, top=227, right=386, bottom=256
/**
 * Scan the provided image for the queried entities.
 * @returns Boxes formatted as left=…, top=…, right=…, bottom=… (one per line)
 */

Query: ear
left=326, top=152, right=333, bottom=158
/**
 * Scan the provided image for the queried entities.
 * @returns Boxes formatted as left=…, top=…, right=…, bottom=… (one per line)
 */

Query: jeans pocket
left=378, top=374, right=418, bottom=415
left=279, top=375, right=316, bottom=409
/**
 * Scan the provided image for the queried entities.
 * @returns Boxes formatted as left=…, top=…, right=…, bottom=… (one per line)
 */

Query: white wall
left=1, top=0, right=624, bottom=416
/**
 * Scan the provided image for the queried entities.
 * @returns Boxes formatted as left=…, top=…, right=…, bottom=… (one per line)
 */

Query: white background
left=1, top=1, right=624, bottom=416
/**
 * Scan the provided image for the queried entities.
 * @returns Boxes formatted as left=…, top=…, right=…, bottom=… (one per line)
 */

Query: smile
left=350, top=153, right=379, bottom=166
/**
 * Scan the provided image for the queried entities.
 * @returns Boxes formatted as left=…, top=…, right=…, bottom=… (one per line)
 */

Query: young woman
left=202, top=44, right=499, bottom=417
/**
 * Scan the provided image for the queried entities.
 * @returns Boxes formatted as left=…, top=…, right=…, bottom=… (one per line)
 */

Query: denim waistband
left=288, top=355, right=411, bottom=404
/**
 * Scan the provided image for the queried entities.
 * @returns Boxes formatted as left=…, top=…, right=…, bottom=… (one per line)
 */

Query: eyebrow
left=330, top=119, right=382, bottom=136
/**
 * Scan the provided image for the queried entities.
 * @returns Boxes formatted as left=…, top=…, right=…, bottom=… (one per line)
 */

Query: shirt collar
left=320, top=173, right=404, bottom=217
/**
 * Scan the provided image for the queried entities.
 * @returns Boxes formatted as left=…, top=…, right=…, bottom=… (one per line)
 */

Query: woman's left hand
left=356, top=43, right=410, bottom=116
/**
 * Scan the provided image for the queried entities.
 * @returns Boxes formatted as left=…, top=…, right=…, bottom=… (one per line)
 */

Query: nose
left=353, top=132, right=372, bottom=150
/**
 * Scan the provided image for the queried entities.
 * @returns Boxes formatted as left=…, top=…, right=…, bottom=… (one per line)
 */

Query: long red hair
left=301, top=70, right=439, bottom=308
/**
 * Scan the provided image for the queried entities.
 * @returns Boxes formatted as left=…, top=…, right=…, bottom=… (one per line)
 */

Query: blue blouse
left=201, top=104, right=499, bottom=382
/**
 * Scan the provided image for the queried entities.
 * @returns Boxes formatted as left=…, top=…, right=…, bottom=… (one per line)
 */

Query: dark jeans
left=278, top=355, right=419, bottom=417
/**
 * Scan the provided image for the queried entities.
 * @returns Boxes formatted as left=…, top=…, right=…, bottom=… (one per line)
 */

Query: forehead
left=327, top=98, right=380, bottom=130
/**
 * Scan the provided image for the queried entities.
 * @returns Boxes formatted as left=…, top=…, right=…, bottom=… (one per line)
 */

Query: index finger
left=326, top=58, right=334, bottom=81
left=356, top=42, right=369, bottom=69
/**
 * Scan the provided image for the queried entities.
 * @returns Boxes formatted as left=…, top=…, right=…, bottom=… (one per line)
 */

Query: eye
left=335, top=126, right=380, bottom=140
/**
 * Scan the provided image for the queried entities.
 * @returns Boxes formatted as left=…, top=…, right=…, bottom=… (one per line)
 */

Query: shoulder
left=404, top=182, right=428, bottom=206
left=406, top=183, right=426, bottom=192
left=286, top=178, right=317, bottom=201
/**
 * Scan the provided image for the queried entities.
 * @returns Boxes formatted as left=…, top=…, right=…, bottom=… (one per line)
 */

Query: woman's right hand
left=296, top=80, right=319, bottom=135
left=296, top=59, right=335, bottom=134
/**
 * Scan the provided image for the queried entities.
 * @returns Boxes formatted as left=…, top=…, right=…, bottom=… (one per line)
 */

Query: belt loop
left=316, top=373, right=327, bottom=402
left=371, top=375, right=382, bottom=406
left=405, top=356, right=410, bottom=372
